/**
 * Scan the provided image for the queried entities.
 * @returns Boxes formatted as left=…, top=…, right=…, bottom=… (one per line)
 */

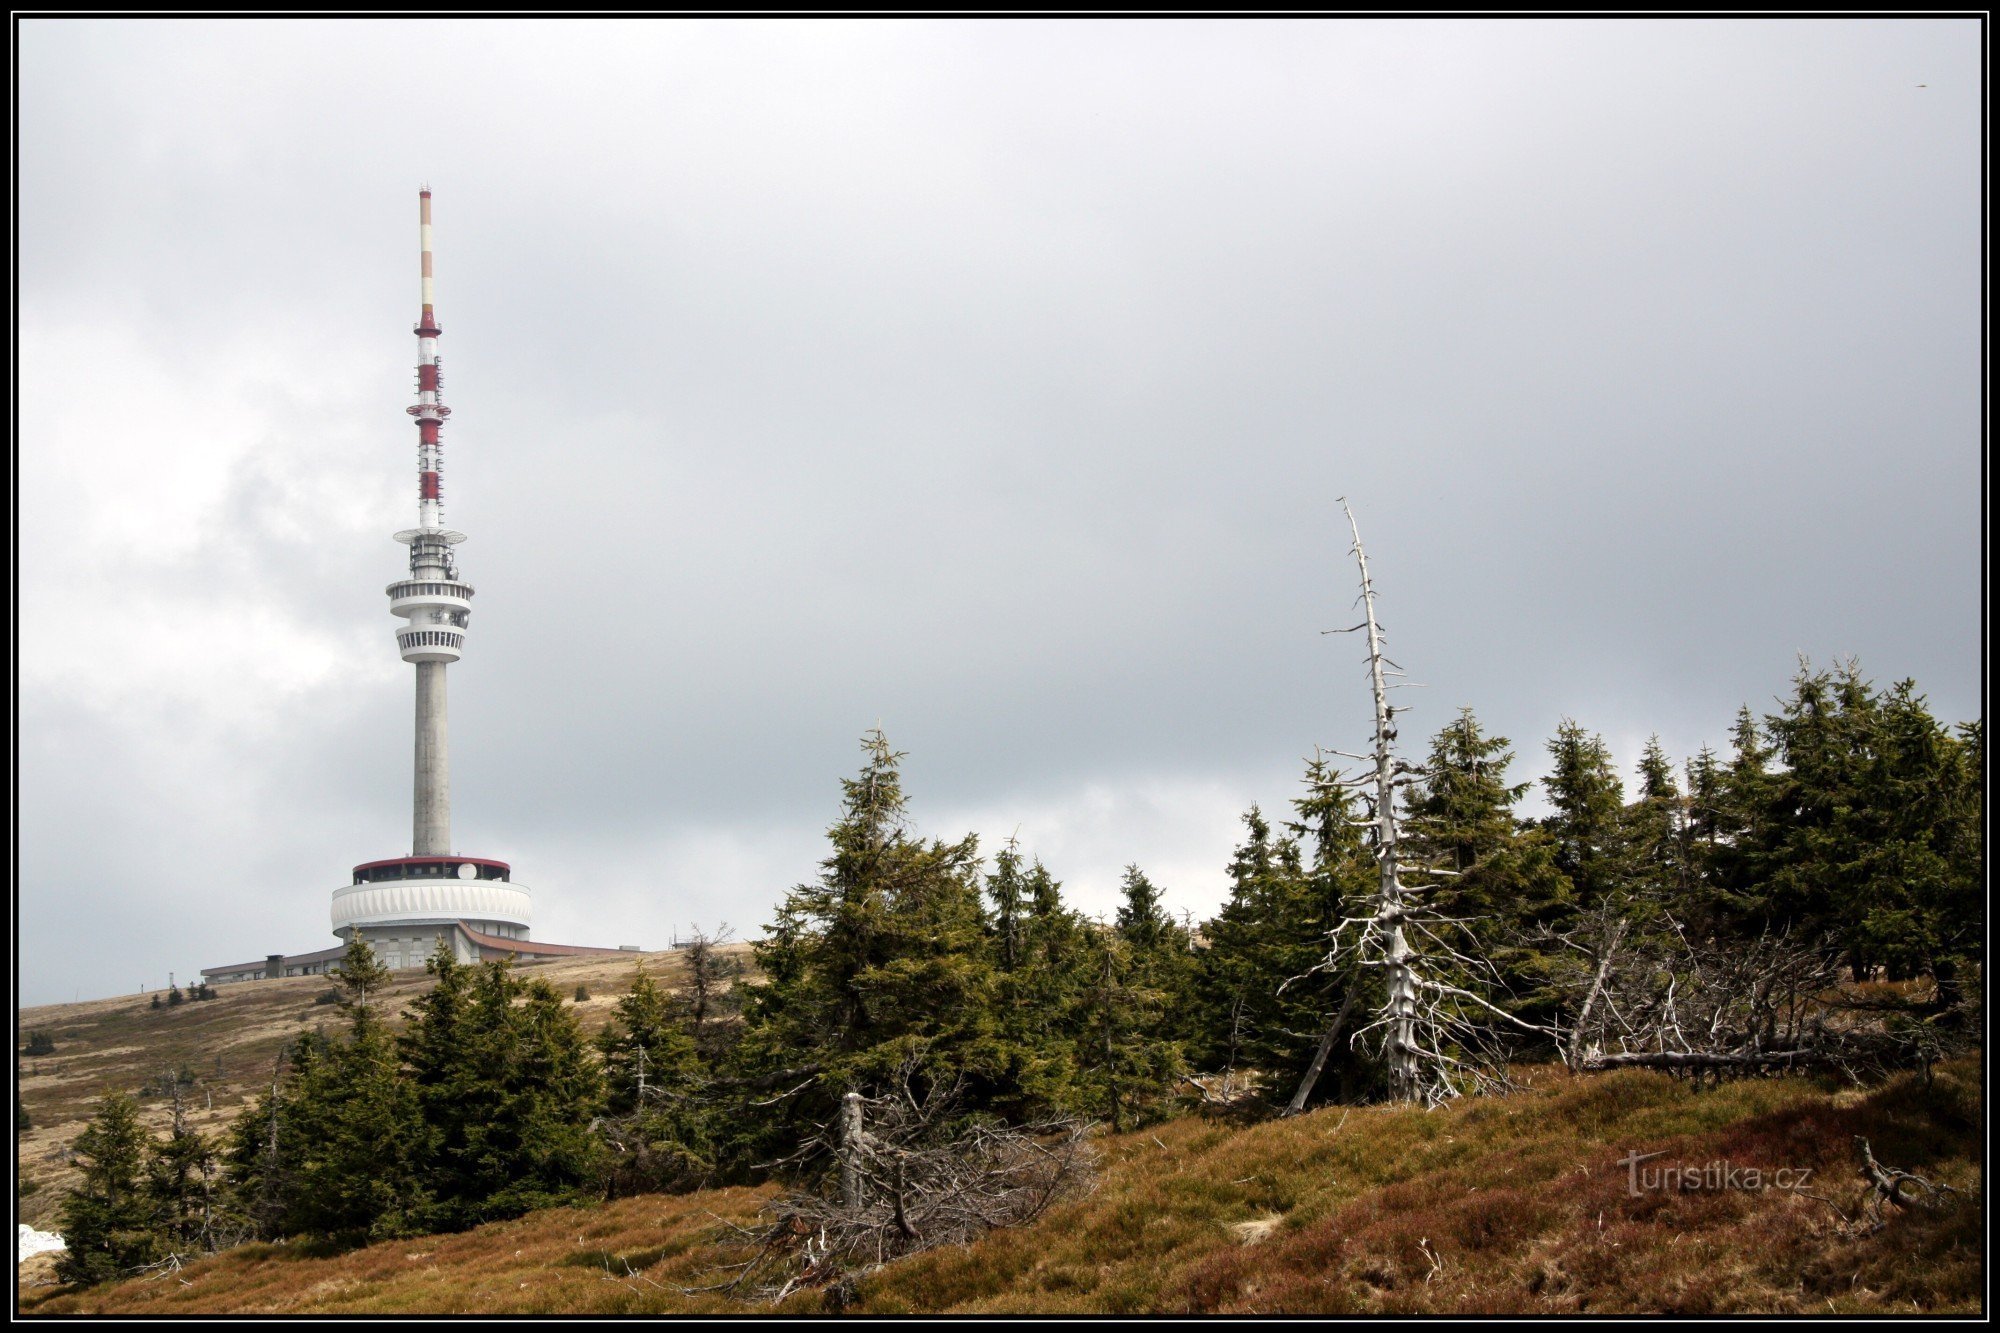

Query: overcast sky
left=17, top=19, right=1981, bottom=1007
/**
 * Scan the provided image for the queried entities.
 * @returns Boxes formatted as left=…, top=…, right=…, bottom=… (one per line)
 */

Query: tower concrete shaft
left=414, top=661, right=451, bottom=855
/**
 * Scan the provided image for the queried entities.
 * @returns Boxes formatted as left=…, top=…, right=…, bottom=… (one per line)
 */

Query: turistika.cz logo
left=1618, top=1149, right=1814, bottom=1198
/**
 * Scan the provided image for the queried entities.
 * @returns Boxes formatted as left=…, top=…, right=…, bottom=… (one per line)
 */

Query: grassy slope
left=21, top=1058, right=1982, bottom=1316
left=15, top=948, right=741, bottom=1232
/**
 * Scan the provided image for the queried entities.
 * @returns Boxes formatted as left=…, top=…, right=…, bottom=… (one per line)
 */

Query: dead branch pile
left=709, top=1078, right=1095, bottom=1304
left=1551, top=909, right=1969, bottom=1084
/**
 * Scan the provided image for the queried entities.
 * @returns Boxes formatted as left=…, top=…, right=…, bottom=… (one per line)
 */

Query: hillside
left=19, top=1055, right=1982, bottom=1315
left=15, top=947, right=746, bottom=1233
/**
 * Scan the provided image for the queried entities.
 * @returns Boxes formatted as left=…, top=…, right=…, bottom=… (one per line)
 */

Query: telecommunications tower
left=328, top=189, right=533, bottom=957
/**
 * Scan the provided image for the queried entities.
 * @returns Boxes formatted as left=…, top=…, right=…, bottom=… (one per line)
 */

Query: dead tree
left=675, top=925, right=741, bottom=1058
left=1289, top=502, right=1547, bottom=1109
left=711, top=1070, right=1094, bottom=1302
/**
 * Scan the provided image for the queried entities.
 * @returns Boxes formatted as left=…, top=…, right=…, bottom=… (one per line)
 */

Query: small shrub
left=575, top=984, right=591, bottom=1003
left=23, top=1031, right=56, bottom=1056
left=313, top=989, right=342, bottom=1006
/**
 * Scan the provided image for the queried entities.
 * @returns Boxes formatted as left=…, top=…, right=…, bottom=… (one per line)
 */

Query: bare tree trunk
left=1581, top=1048, right=1822, bottom=1071
left=1567, top=916, right=1628, bottom=1070
left=1284, top=983, right=1361, bottom=1116
left=1344, top=502, right=1420, bottom=1101
left=839, top=1092, right=865, bottom=1210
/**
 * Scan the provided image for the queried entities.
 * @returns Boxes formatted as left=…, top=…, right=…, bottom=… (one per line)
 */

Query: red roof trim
left=352, top=855, right=512, bottom=875
left=455, top=924, right=627, bottom=957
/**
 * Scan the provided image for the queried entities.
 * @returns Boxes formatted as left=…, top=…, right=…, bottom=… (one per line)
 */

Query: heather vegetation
left=29, top=658, right=1983, bottom=1311
left=24, top=1058, right=1982, bottom=1315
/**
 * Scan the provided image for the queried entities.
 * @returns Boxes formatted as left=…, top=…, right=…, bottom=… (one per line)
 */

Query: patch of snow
left=18, top=1223, right=66, bottom=1262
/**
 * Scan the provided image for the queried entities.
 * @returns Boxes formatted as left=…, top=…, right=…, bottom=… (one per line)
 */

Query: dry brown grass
left=20, top=1056, right=1981, bottom=1316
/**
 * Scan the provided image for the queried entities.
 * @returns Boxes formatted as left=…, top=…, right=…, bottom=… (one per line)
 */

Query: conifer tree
left=221, top=1043, right=307, bottom=1241
left=1624, top=735, right=1689, bottom=903
left=227, top=939, right=427, bottom=1242
left=673, top=928, right=742, bottom=1059
left=331, top=934, right=394, bottom=1017
left=284, top=1006, right=427, bottom=1240
left=400, top=952, right=603, bottom=1229
left=1196, top=804, right=1346, bottom=1099
left=146, top=1072, right=220, bottom=1254
left=1400, top=711, right=1570, bottom=1026
left=1540, top=720, right=1627, bottom=909
left=1010, top=857, right=1090, bottom=1114
left=1700, top=704, right=1777, bottom=925
left=1745, top=662, right=1981, bottom=984
left=1113, top=864, right=1172, bottom=950
left=1114, top=865, right=1198, bottom=1032
left=1681, top=745, right=1727, bottom=917
left=56, top=1093, right=163, bottom=1285
left=595, top=964, right=713, bottom=1191
left=1072, top=928, right=1182, bottom=1132
left=988, top=839, right=1029, bottom=976
left=597, top=965, right=700, bottom=1115
left=735, top=730, right=1000, bottom=1162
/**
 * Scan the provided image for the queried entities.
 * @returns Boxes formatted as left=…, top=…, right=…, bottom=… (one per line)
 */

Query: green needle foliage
left=734, top=729, right=1002, bottom=1163
left=56, top=1093, right=163, bottom=1286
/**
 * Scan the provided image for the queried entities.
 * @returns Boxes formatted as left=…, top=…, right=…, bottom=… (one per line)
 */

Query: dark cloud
left=19, top=19, right=1981, bottom=1004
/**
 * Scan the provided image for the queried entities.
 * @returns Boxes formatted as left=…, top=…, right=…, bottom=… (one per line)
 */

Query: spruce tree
left=331, top=934, right=394, bottom=1017
left=1114, top=865, right=1198, bottom=1033
left=1702, top=704, right=1777, bottom=926
left=1540, top=719, right=1627, bottom=909
left=1681, top=745, right=1728, bottom=920
left=1746, top=663, right=1981, bottom=984
left=673, top=928, right=741, bottom=1059
left=401, top=950, right=604, bottom=1229
left=595, top=964, right=712, bottom=1191
left=221, top=1043, right=309, bottom=1241
left=1195, top=799, right=1356, bottom=1102
left=1624, top=734, right=1689, bottom=904
left=734, top=730, right=1000, bottom=1164
left=988, top=839, right=1028, bottom=975
left=235, top=941, right=427, bottom=1242
left=56, top=1093, right=163, bottom=1285
left=482, top=975, right=605, bottom=1219
left=597, top=965, right=699, bottom=1115
left=146, top=1073, right=220, bottom=1254
left=1072, top=928, right=1182, bottom=1132
left=1400, top=711, right=1570, bottom=1026
left=285, top=1005, right=427, bottom=1240
left=1010, top=857, right=1089, bottom=1115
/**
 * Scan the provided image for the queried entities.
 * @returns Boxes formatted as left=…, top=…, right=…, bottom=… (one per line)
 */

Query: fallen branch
left=1579, top=1049, right=1823, bottom=1072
